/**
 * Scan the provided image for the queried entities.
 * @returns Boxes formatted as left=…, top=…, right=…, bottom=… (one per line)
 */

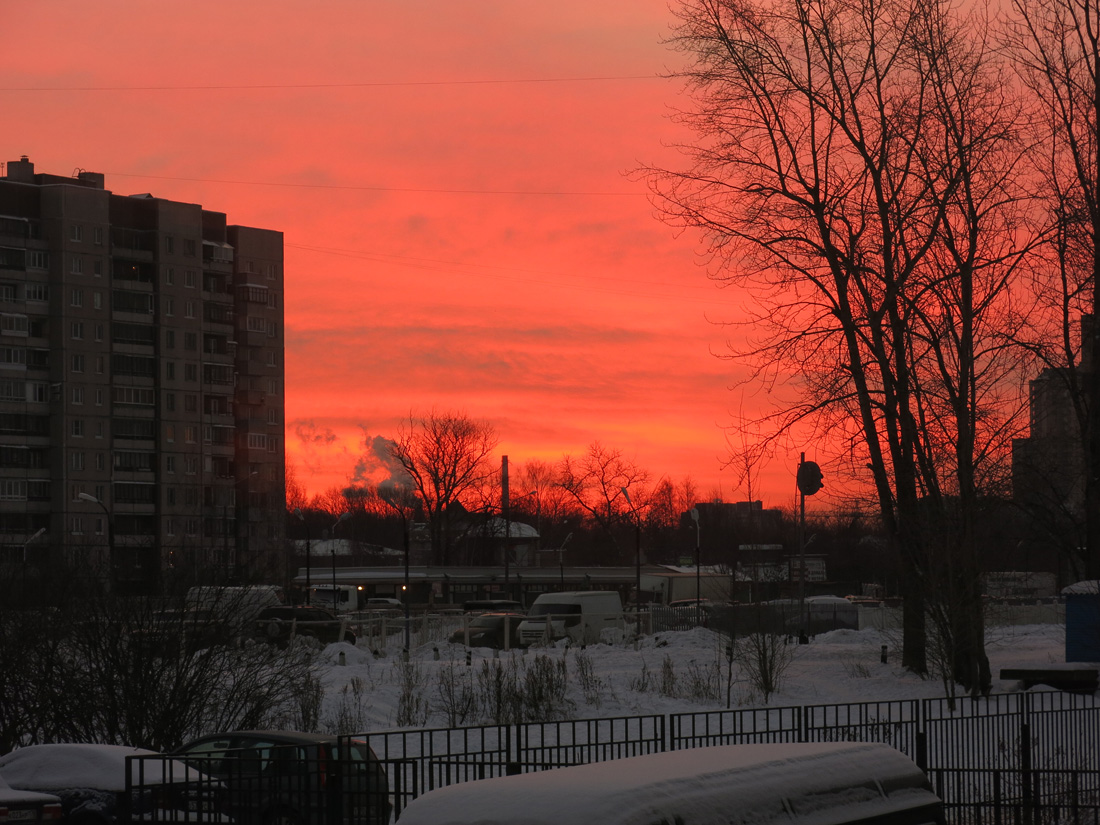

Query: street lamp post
left=21, top=526, right=45, bottom=597
left=403, top=513, right=411, bottom=655
left=690, top=508, right=701, bottom=626
left=78, top=492, right=114, bottom=589
left=331, top=512, right=351, bottom=613
left=621, top=488, right=641, bottom=614
left=294, top=508, right=311, bottom=604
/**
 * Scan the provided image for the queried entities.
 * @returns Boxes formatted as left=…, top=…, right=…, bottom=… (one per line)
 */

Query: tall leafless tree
left=644, top=0, right=1032, bottom=691
left=1005, top=0, right=1100, bottom=579
left=389, top=410, right=499, bottom=565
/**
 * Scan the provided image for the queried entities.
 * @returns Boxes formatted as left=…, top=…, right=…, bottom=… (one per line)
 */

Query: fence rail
left=129, top=692, right=1100, bottom=824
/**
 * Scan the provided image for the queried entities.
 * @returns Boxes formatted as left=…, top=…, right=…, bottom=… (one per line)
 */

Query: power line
left=0, top=75, right=661, bottom=93
left=106, top=171, right=641, bottom=197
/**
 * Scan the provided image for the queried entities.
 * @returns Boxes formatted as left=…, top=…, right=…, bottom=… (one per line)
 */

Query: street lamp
left=331, top=512, right=351, bottom=612
left=621, top=487, right=641, bottom=615
left=294, top=508, right=311, bottom=604
left=690, top=507, right=701, bottom=626
left=79, top=492, right=114, bottom=588
left=21, top=526, right=45, bottom=596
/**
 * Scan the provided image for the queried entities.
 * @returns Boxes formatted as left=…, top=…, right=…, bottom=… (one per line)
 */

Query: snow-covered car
left=448, top=613, right=525, bottom=649
left=0, top=775, right=62, bottom=825
left=0, top=744, right=225, bottom=825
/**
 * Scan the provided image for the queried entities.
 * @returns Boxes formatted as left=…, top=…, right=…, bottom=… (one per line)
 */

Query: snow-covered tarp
left=396, top=741, right=941, bottom=825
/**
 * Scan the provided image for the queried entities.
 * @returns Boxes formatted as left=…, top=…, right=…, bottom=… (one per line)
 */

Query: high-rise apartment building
left=0, top=157, right=285, bottom=593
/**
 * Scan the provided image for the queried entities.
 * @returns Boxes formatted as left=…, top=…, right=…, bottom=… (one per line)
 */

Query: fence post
left=1021, top=694, right=1033, bottom=825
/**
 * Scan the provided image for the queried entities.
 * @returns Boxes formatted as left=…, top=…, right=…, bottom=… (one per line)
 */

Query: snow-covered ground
left=313, top=621, right=1069, bottom=733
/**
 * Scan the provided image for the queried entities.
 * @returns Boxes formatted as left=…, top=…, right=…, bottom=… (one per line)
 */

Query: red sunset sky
left=4, top=1, right=824, bottom=509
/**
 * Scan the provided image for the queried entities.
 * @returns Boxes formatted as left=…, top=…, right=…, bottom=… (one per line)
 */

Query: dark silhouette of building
left=0, top=157, right=285, bottom=592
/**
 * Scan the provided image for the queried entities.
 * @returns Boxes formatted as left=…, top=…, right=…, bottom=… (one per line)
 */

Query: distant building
left=1011, top=315, right=1093, bottom=578
left=0, top=156, right=285, bottom=592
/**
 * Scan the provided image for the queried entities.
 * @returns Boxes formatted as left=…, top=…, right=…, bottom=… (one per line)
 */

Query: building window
left=184, top=332, right=197, bottom=350
left=93, top=259, right=102, bottom=277
left=71, top=256, right=82, bottom=274
left=185, top=300, right=195, bottom=319
left=70, top=451, right=85, bottom=470
left=166, top=330, right=175, bottom=349
left=185, top=269, right=196, bottom=288
left=25, top=283, right=47, bottom=301
left=71, top=354, right=84, bottom=373
left=93, top=291, right=102, bottom=309
left=165, top=362, right=175, bottom=381
left=247, top=433, right=268, bottom=450
left=166, top=455, right=175, bottom=473
left=72, top=387, right=84, bottom=405
left=70, top=289, right=83, bottom=308
left=165, top=267, right=174, bottom=285
left=1, top=314, right=29, bottom=336
left=165, top=393, right=175, bottom=411
left=71, top=420, right=84, bottom=438
left=166, top=488, right=176, bottom=506
left=94, top=324, right=103, bottom=341
left=95, top=355, right=104, bottom=374
left=70, top=225, right=82, bottom=242
left=165, top=297, right=174, bottom=316
left=267, top=407, right=279, bottom=425
left=71, top=322, right=84, bottom=340
left=70, top=517, right=83, bottom=535
left=27, top=251, right=48, bottom=270
left=166, top=518, right=175, bottom=536
left=95, top=389, right=103, bottom=406
left=184, top=363, right=198, bottom=382
left=184, top=239, right=196, bottom=256
left=184, top=456, right=198, bottom=475
left=0, top=480, right=27, bottom=501
left=93, top=227, right=103, bottom=246
left=165, top=236, right=175, bottom=254
left=165, top=424, right=175, bottom=442
left=95, top=452, right=104, bottom=470
left=95, top=421, right=103, bottom=438
left=184, top=394, right=197, bottom=412
left=0, top=347, right=26, bottom=367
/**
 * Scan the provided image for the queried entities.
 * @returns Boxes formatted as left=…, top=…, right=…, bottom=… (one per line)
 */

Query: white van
left=517, top=591, right=623, bottom=646
left=395, top=742, right=944, bottom=825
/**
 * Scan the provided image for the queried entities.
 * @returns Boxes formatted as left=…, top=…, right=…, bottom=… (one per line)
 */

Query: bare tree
left=643, top=0, right=1032, bottom=691
left=1005, top=0, right=1100, bottom=578
left=389, top=410, right=499, bottom=565
left=557, top=442, right=650, bottom=562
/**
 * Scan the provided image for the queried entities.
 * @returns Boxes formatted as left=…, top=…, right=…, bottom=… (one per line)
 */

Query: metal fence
left=130, top=692, right=1100, bottom=824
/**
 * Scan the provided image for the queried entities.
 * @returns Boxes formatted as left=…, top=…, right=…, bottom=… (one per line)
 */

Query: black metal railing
left=126, top=692, right=1100, bottom=824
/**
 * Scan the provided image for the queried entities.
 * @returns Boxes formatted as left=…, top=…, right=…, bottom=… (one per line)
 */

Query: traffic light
left=797, top=461, right=824, bottom=496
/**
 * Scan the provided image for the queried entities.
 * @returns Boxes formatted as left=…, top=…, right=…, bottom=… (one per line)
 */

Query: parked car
left=449, top=613, right=525, bottom=649
left=0, top=744, right=224, bottom=825
left=172, top=730, right=390, bottom=825
left=0, top=775, right=62, bottom=825
left=363, top=598, right=403, bottom=611
left=254, top=605, right=356, bottom=646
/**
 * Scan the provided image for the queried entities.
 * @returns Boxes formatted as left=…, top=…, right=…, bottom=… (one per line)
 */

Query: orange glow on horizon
left=5, top=0, right=829, bottom=511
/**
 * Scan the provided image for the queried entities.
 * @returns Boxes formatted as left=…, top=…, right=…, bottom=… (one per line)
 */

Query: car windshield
left=528, top=603, right=582, bottom=618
